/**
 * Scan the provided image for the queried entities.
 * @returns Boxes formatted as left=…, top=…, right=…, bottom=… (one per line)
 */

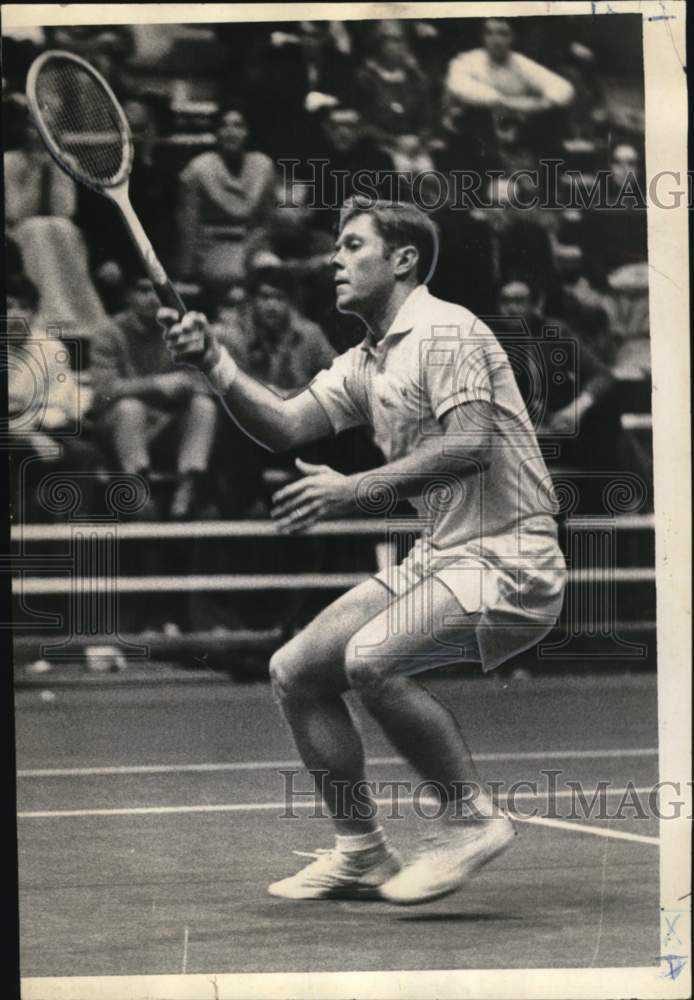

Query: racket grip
left=152, top=278, right=186, bottom=317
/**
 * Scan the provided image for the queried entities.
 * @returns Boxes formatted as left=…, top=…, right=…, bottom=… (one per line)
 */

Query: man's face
left=216, top=111, right=248, bottom=157
left=483, top=20, right=513, bottom=61
left=253, top=284, right=290, bottom=333
left=332, top=213, right=398, bottom=315
left=128, top=283, right=160, bottom=325
left=499, top=288, right=532, bottom=319
left=325, top=110, right=360, bottom=153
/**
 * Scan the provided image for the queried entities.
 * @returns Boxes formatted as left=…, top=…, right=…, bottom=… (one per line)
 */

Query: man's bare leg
left=343, top=576, right=515, bottom=904
left=267, top=579, right=403, bottom=898
left=269, top=578, right=392, bottom=836
left=344, top=577, right=495, bottom=817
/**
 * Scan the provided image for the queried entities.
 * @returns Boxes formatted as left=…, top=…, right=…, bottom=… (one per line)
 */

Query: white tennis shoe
left=379, top=813, right=516, bottom=905
left=268, top=844, right=402, bottom=900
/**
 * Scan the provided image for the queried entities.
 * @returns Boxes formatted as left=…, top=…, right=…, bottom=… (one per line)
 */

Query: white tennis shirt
left=309, top=284, right=559, bottom=547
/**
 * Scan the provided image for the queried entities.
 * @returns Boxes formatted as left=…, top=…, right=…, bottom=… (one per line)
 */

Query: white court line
left=513, top=814, right=658, bottom=846
left=181, top=926, right=189, bottom=976
left=17, top=747, right=658, bottom=779
left=17, top=787, right=661, bottom=846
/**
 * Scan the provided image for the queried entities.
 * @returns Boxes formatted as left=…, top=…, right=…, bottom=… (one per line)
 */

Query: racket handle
left=111, top=187, right=186, bottom=317
left=152, top=278, right=186, bottom=316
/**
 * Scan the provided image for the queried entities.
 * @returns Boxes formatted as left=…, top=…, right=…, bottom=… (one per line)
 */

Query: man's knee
left=104, top=397, right=148, bottom=425
left=268, top=639, right=312, bottom=703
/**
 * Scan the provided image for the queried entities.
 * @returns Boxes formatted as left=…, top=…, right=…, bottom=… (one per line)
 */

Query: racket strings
left=33, top=60, right=129, bottom=186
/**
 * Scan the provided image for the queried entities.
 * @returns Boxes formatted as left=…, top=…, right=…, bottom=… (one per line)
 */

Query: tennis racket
left=26, top=49, right=185, bottom=316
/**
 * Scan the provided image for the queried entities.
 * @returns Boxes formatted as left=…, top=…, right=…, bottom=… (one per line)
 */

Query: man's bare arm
left=353, top=402, right=492, bottom=500
left=270, top=402, right=493, bottom=533
left=159, top=309, right=331, bottom=452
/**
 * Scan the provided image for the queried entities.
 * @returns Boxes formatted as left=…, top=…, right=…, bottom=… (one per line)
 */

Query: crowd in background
left=4, top=16, right=651, bottom=537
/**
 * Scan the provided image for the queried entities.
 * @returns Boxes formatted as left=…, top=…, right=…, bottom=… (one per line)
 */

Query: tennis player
left=160, top=199, right=567, bottom=905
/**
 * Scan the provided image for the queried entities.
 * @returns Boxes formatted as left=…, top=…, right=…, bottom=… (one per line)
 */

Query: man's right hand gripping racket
left=26, top=50, right=187, bottom=320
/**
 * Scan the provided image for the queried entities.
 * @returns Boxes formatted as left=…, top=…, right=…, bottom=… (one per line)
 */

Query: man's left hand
left=271, top=459, right=355, bottom=533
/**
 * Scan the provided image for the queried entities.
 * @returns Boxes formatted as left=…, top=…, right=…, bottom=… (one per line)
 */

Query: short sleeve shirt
left=309, top=285, right=557, bottom=547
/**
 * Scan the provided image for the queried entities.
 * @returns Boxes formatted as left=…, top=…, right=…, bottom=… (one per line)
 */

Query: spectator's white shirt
left=446, top=48, right=574, bottom=108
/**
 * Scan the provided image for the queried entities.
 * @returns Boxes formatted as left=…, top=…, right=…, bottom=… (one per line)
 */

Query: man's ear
left=392, top=244, right=419, bottom=279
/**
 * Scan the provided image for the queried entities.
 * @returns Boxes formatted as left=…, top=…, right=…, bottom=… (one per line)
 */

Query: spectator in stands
left=289, top=105, right=394, bottom=233
left=430, top=176, right=556, bottom=314
left=245, top=21, right=355, bottom=161
left=4, top=274, right=103, bottom=521
left=545, top=243, right=615, bottom=363
left=585, top=142, right=647, bottom=280
left=4, top=99, right=77, bottom=224
left=559, top=41, right=608, bottom=144
left=355, top=20, right=431, bottom=148
left=208, top=262, right=336, bottom=506
left=89, top=277, right=218, bottom=519
left=245, top=182, right=336, bottom=322
left=4, top=97, right=111, bottom=334
left=492, top=279, right=619, bottom=478
left=176, top=103, right=275, bottom=288
left=444, top=17, right=574, bottom=163
left=216, top=264, right=336, bottom=392
left=582, top=143, right=649, bottom=372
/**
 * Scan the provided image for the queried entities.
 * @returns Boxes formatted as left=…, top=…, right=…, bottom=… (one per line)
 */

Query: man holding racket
left=160, top=198, right=567, bottom=905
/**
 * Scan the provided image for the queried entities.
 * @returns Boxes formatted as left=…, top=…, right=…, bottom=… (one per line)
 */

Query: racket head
left=26, top=49, right=133, bottom=194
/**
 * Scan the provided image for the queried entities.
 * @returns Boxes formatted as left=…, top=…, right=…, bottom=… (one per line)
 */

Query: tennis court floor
left=15, top=671, right=661, bottom=986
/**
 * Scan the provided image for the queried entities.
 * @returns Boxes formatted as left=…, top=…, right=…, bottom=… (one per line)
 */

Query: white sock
left=335, top=827, right=386, bottom=854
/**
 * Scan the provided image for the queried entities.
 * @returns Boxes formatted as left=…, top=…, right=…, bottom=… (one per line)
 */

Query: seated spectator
left=430, top=177, right=556, bottom=314
left=545, top=243, right=615, bottom=363
left=216, top=264, right=336, bottom=392
left=445, top=17, right=574, bottom=164
left=176, top=103, right=275, bottom=287
left=4, top=98, right=110, bottom=333
left=244, top=21, right=355, bottom=162
left=559, top=41, right=609, bottom=144
left=245, top=182, right=336, bottom=321
left=207, top=262, right=336, bottom=512
left=291, top=105, right=393, bottom=230
left=4, top=274, right=103, bottom=522
left=354, top=21, right=431, bottom=150
left=492, top=280, right=620, bottom=483
left=584, top=142, right=648, bottom=283
left=581, top=143, right=649, bottom=373
left=604, top=262, right=650, bottom=376
left=89, top=277, right=218, bottom=519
